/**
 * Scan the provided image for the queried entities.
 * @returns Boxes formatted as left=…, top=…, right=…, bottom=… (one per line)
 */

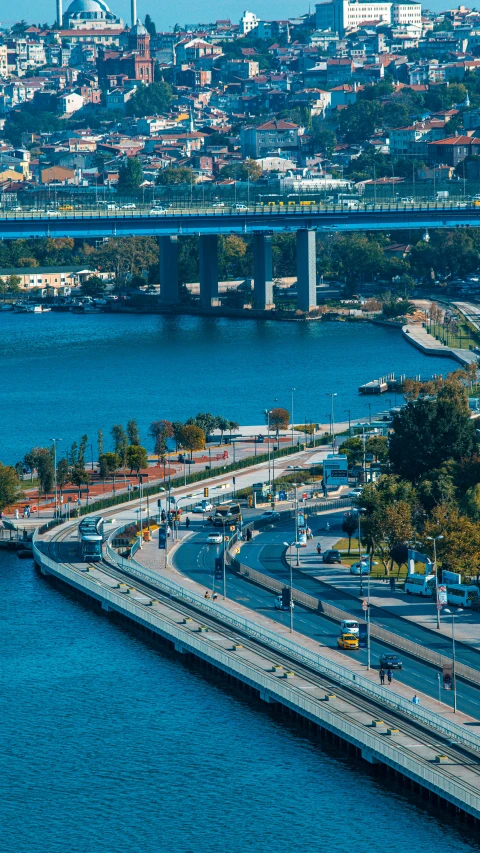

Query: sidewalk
left=132, top=526, right=476, bottom=727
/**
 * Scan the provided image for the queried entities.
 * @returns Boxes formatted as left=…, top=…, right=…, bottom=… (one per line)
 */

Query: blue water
left=0, top=550, right=478, bottom=853
left=0, top=313, right=457, bottom=463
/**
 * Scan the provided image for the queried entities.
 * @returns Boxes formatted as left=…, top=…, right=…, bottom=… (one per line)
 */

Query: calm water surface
left=0, top=551, right=478, bottom=853
left=0, top=313, right=457, bottom=462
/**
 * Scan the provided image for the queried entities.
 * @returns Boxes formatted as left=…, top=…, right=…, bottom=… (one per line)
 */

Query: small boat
left=25, top=305, right=51, bottom=313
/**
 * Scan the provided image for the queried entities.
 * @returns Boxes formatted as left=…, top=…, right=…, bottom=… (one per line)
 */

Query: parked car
left=340, top=619, right=359, bottom=634
left=207, top=532, right=223, bottom=544
left=379, top=653, right=403, bottom=670
left=323, top=549, right=342, bottom=564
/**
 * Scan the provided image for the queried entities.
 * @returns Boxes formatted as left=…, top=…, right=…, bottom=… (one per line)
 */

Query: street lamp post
left=443, top=607, right=463, bottom=713
left=50, top=438, right=61, bottom=518
left=291, top=387, right=296, bottom=448
left=288, top=465, right=302, bottom=567
left=264, top=409, right=271, bottom=484
left=326, top=393, right=337, bottom=453
left=344, top=409, right=351, bottom=434
left=426, top=534, right=444, bottom=629
left=283, top=541, right=294, bottom=632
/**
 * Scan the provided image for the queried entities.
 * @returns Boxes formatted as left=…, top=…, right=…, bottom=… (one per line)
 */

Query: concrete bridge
left=3, top=201, right=480, bottom=312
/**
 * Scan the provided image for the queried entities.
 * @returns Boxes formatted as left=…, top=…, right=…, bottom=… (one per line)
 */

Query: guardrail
left=30, top=532, right=480, bottom=818
left=230, top=521, right=480, bottom=687
left=228, top=549, right=480, bottom=687
left=96, top=532, right=480, bottom=755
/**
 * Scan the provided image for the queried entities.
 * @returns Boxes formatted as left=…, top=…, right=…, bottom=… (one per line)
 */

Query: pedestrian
left=379, top=667, right=385, bottom=685
left=412, top=694, right=420, bottom=705
left=387, top=668, right=393, bottom=685
left=204, top=591, right=210, bottom=600
left=317, top=543, right=322, bottom=556
left=212, top=592, right=218, bottom=602
left=186, top=517, right=190, bottom=529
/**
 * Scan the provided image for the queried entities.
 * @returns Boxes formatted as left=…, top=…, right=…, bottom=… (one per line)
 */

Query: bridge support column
left=253, top=233, right=275, bottom=310
left=158, top=235, right=180, bottom=305
left=361, top=748, right=378, bottom=764
left=101, top=600, right=110, bottom=612
left=199, top=234, right=220, bottom=308
left=296, top=229, right=317, bottom=313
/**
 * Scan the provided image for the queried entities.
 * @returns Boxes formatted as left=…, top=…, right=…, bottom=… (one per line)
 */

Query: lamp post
left=344, top=408, right=351, bottom=434
left=291, top=387, right=296, bottom=448
left=357, top=507, right=367, bottom=595
left=283, top=541, right=294, bottom=632
left=443, top=607, right=463, bottom=713
left=326, top=393, right=337, bottom=453
left=50, top=438, right=62, bottom=518
left=264, top=408, right=271, bottom=484
left=426, top=534, right=444, bottom=629
left=288, top=465, right=303, bottom=567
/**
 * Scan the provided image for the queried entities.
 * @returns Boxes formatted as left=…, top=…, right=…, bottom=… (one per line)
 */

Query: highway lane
left=173, top=528, right=480, bottom=719
left=238, top=510, right=480, bottom=673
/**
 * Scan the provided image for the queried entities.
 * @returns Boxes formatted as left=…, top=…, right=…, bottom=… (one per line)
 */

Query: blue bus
left=79, top=516, right=104, bottom=561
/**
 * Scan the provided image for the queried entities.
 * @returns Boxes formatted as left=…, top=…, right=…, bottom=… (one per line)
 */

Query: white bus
left=404, top=573, right=436, bottom=597
left=446, top=584, right=480, bottom=608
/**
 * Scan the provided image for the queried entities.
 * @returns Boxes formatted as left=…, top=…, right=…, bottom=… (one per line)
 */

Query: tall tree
left=179, top=425, right=205, bottom=456
left=0, top=463, right=23, bottom=511
left=118, top=157, right=143, bottom=190
left=126, top=444, right=148, bottom=474
left=127, top=419, right=140, bottom=446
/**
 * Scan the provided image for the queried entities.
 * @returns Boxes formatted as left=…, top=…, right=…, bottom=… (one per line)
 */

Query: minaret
left=131, top=0, right=137, bottom=27
left=56, top=0, right=63, bottom=27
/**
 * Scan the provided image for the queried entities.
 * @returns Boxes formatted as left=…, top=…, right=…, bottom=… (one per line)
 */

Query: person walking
left=412, top=694, right=420, bottom=705
left=212, top=592, right=218, bottom=602
left=186, top=517, right=190, bottom=529
left=317, top=543, right=322, bottom=556
left=204, top=591, right=210, bottom=600
left=387, top=668, right=393, bottom=685
left=379, top=667, right=385, bottom=686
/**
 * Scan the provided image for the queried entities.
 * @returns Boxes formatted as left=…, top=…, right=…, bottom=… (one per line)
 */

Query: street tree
left=56, top=458, right=70, bottom=495
left=171, top=421, right=184, bottom=451
left=97, top=429, right=104, bottom=458
left=127, top=419, right=140, bottom=446
left=118, top=157, right=143, bottom=190
left=156, top=166, right=196, bottom=185
left=111, top=424, right=127, bottom=454
left=424, top=502, right=480, bottom=580
left=365, top=436, right=388, bottom=463
left=216, top=416, right=230, bottom=445
left=126, top=444, right=148, bottom=475
left=179, top=425, right=206, bottom=456
left=0, top=463, right=23, bottom=511
left=35, top=448, right=54, bottom=496
left=99, top=452, right=120, bottom=487
left=268, top=408, right=290, bottom=434
left=342, top=511, right=358, bottom=553
left=389, top=384, right=476, bottom=482
left=220, top=159, right=263, bottom=181
left=341, top=436, right=364, bottom=466
left=70, top=463, right=89, bottom=489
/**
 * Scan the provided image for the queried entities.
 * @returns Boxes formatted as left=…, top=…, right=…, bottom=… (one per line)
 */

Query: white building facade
left=316, top=0, right=421, bottom=35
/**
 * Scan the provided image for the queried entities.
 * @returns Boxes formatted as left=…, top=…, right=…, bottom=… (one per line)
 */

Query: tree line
left=350, top=365, right=480, bottom=580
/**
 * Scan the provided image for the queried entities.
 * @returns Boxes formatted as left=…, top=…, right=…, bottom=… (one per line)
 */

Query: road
left=235, top=511, right=480, bottom=667
left=172, top=523, right=480, bottom=719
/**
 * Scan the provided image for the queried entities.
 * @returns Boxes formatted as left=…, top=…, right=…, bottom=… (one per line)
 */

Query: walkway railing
left=95, top=531, right=480, bottom=755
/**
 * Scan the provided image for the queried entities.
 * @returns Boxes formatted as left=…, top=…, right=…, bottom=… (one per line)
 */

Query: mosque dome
left=65, top=0, right=112, bottom=14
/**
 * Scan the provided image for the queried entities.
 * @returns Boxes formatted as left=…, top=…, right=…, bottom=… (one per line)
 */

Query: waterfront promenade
left=402, top=323, right=477, bottom=366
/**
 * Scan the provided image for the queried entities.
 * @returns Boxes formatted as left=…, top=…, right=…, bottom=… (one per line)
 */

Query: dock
left=359, top=373, right=409, bottom=394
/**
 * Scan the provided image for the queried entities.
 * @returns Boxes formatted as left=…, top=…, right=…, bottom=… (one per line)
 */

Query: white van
left=446, top=584, right=480, bottom=608
left=340, top=619, right=359, bottom=635
left=404, top=573, right=436, bottom=597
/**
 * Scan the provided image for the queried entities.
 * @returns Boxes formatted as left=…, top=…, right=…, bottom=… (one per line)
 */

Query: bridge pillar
left=158, top=235, right=180, bottom=305
left=253, top=233, right=275, bottom=310
left=199, top=234, right=220, bottom=308
left=296, top=230, right=317, bottom=313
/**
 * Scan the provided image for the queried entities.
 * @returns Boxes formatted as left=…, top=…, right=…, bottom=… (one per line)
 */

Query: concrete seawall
left=402, top=324, right=477, bottom=367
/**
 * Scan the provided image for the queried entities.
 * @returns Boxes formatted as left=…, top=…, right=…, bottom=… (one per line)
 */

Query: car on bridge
left=350, top=560, right=370, bottom=575
left=337, top=633, right=359, bottom=650
left=379, top=653, right=403, bottom=670
left=232, top=203, right=248, bottom=212
left=260, top=510, right=280, bottom=521
left=340, top=619, right=359, bottom=634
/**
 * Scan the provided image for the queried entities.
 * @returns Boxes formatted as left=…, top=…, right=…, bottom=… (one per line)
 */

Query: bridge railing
left=30, top=531, right=480, bottom=816
left=98, top=530, right=480, bottom=755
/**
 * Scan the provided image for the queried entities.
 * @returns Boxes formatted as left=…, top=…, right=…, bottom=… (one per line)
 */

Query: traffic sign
left=436, top=603, right=443, bottom=611
left=362, top=601, right=368, bottom=611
